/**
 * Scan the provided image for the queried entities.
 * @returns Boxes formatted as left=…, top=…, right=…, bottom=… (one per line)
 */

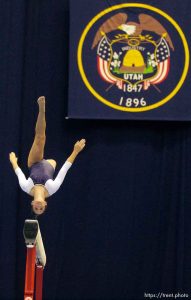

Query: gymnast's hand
left=9, top=152, right=19, bottom=170
left=74, top=139, right=86, bottom=154
left=67, top=139, right=86, bottom=164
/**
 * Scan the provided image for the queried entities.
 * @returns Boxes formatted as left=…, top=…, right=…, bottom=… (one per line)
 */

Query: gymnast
left=9, top=96, right=86, bottom=215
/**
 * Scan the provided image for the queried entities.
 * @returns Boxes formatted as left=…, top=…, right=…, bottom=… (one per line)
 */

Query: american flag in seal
left=96, top=36, right=171, bottom=91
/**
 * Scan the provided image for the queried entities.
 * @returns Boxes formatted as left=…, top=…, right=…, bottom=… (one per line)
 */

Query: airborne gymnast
left=9, top=96, right=86, bottom=215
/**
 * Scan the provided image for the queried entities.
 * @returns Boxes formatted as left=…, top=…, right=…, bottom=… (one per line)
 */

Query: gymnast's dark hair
left=30, top=209, right=39, bottom=219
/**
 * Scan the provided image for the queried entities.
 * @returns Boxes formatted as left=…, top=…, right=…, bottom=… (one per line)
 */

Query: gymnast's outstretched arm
left=9, top=152, right=34, bottom=194
left=45, top=139, right=86, bottom=196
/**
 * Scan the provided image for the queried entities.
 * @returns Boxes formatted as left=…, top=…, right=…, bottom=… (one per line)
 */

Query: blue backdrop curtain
left=0, top=1, right=191, bottom=300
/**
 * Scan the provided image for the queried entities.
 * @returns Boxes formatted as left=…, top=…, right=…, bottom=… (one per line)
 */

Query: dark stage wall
left=0, top=1, right=191, bottom=300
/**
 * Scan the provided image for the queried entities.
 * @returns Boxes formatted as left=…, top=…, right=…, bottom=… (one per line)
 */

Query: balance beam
left=23, top=219, right=46, bottom=267
left=23, top=220, right=46, bottom=300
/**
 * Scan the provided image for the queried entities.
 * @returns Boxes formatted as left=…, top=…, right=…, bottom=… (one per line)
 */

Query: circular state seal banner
left=77, top=3, right=189, bottom=113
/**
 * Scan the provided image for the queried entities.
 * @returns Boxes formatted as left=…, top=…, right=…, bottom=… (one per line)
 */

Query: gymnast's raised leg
left=27, top=96, right=46, bottom=168
left=27, top=97, right=49, bottom=215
